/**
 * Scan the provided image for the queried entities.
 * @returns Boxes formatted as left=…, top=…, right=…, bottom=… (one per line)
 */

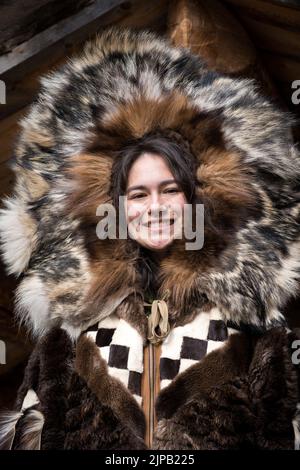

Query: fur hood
left=0, top=27, right=300, bottom=339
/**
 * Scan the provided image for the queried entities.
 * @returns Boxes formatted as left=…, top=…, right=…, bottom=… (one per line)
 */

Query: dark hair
left=109, top=133, right=198, bottom=298
left=109, top=133, right=197, bottom=209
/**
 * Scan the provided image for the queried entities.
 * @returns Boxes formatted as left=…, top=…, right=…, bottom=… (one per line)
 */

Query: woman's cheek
left=175, top=193, right=187, bottom=207
left=166, top=194, right=187, bottom=217
left=126, top=201, right=144, bottom=223
left=163, top=192, right=186, bottom=207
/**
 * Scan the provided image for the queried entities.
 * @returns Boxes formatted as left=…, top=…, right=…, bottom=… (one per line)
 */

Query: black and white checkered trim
left=85, top=307, right=238, bottom=405
left=86, top=314, right=144, bottom=405
left=159, top=307, right=237, bottom=389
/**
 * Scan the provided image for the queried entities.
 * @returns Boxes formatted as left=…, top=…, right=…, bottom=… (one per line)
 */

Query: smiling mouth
left=142, top=218, right=175, bottom=228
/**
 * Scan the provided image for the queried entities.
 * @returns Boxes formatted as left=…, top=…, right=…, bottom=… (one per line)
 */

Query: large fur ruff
left=0, top=28, right=300, bottom=337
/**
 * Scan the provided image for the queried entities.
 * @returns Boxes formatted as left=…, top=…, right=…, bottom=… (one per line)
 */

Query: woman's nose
left=148, top=194, right=167, bottom=217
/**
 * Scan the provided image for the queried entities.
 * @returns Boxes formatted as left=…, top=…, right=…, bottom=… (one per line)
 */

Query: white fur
left=0, top=411, right=23, bottom=450
left=15, top=275, right=50, bottom=337
left=18, top=410, right=44, bottom=450
left=293, top=403, right=300, bottom=450
left=265, top=309, right=286, bottom=327
left=111, top=318, right=144, bottom=373
left=0, top=389, right=41, bottom=450
left=61, top=323, right=84, bottom=341
left=0, top=197, right=37, bottom=276
left=276, top=241, right=300, bottom=294
left=21, top=389, right=40, bottom=411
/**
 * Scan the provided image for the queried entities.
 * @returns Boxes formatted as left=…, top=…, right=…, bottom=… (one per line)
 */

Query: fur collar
left=0, top=28, right=300, bottom=338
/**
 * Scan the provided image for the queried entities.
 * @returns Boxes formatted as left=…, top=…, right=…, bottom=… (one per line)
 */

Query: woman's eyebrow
left=127, top=179, right=176, bottom=193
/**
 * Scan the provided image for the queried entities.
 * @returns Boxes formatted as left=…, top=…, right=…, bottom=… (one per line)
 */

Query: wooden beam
left=225, top=0, right=300, bottom=27
left=0, top=0, right=170, bottom=199
left=0, top=0, right=125, bottom=75
left=236, top=14, right=300, bottom=59
left=0, top=108, right=27, bottom=165
left=0, top=0, right=168, bottom=121
left=268, top=0, right=300, bottom=8
left=261, top=50, right=300, bottom=82
left=0, top=0, right=94, bottom=56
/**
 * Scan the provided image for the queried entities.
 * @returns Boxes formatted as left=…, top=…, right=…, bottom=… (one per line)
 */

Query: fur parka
left=0, top=27, right=300, bottom=450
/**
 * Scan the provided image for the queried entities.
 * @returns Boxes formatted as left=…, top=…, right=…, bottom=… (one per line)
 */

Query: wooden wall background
left=0, top=0, right=299, bottom=408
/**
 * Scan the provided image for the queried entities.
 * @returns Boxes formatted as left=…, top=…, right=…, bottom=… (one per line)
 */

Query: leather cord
left=144, top=299, right=170, bottom=344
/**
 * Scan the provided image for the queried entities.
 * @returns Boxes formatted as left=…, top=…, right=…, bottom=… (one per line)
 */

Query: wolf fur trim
left=13, top=409, right=45, bottom=450
left=0, top=388, right=41, bottom=450
left=0, top=28, right=299, bottom=337
left=293, top=404, right=300, bottom=450
left=0, top=410, right=23, bottom=450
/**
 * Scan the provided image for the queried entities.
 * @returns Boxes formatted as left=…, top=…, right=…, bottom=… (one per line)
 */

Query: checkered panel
left=160, top=357, right=180, bottom=380
left=86, top=313, right=144, bottom=405
left=181, top=337, right=208, bottom=360
left=85, top=307, right=239, bottom=406
left=159, top=307, right=236, bottom=389
left=128, top=370, right=142, bottom=396
left=207, top=320, right=228, bottom=342
left=108, top=344, right=129, bottom=369
left=96, top=328, right=115, bottom=347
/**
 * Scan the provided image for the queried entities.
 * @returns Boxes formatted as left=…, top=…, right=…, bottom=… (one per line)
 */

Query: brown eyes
left=165, top=188, right=179, bottom=194
left=129, top=188, right=180, bottom=200
left=129, top=193, right=146, bottom=200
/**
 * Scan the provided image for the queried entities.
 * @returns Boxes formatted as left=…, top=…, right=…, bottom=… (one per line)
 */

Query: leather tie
left=144, top=299, right=170, bottom=345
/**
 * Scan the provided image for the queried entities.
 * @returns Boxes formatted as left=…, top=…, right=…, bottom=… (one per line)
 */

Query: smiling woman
left=0, top=27, right=300, bottom=450
left=109, top=134, right=197, bottom=253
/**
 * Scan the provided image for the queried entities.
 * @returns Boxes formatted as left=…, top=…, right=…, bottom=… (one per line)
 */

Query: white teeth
left=149, top=222, right=170, bottom=227
left=143, top=219, right=175, bottom=227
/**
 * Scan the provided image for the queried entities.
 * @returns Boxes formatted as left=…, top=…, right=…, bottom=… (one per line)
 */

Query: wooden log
left=0, top=0, right=169, bottom=121
left=0, top=0, right=125, bottom=75
left=0, top=108, right=26, bottom=165
left=167, top=0, right=281, bottom=101
left=168, top=0, right=256, bottom=74
left=0, top=0, right=93, bottom=56
left=227, top=7, right=300, bottom=59
left=225, top=0, right=300, bottom=27
left=261, top=51, right=300, bottom=82
left=0, top=164, right=15, bottom=199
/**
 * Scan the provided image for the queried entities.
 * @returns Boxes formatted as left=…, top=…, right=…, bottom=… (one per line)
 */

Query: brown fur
left=155, top=331, right=256, bottom=421
left=36, top=328, right=75, bottom=450
left=21, top=128, right=54, bottom=150
left=64, top=372, right=146, bottom=450
left=7, top=326, right=300, bottom=450
left=57, top=88, right=264, bottom=327
left=17, top=168, right=50, bottom=200
left=75, top=334, right=146, bottom=439
left=101, top=93, right=197, bottom=141
left=115, top=292, right=148, bottom=341
left=197, top=147, right=257, bottom=207
left=154, top=328, right=299, bottom=450
left=65, top=152, right=113, bottom=221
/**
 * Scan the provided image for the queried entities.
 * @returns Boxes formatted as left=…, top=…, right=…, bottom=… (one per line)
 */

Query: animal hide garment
left=85, top=305, right=240, bottom=404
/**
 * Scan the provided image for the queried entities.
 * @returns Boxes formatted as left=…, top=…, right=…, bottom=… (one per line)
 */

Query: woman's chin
left=142, top=236, right=174, bottom=251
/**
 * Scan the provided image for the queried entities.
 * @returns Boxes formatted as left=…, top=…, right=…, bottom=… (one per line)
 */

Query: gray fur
left=0, top=27, right=299, bottom=337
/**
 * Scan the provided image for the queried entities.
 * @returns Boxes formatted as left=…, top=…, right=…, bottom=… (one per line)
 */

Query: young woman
left=0, top=28, right=299, bottom=450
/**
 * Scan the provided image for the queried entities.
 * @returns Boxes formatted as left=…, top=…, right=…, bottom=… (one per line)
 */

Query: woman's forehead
left=127, top=153, right=175, bottom=188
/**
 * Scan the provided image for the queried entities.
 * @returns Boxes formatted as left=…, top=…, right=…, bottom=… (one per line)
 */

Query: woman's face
left=125, top=153, right=187, bottom=251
